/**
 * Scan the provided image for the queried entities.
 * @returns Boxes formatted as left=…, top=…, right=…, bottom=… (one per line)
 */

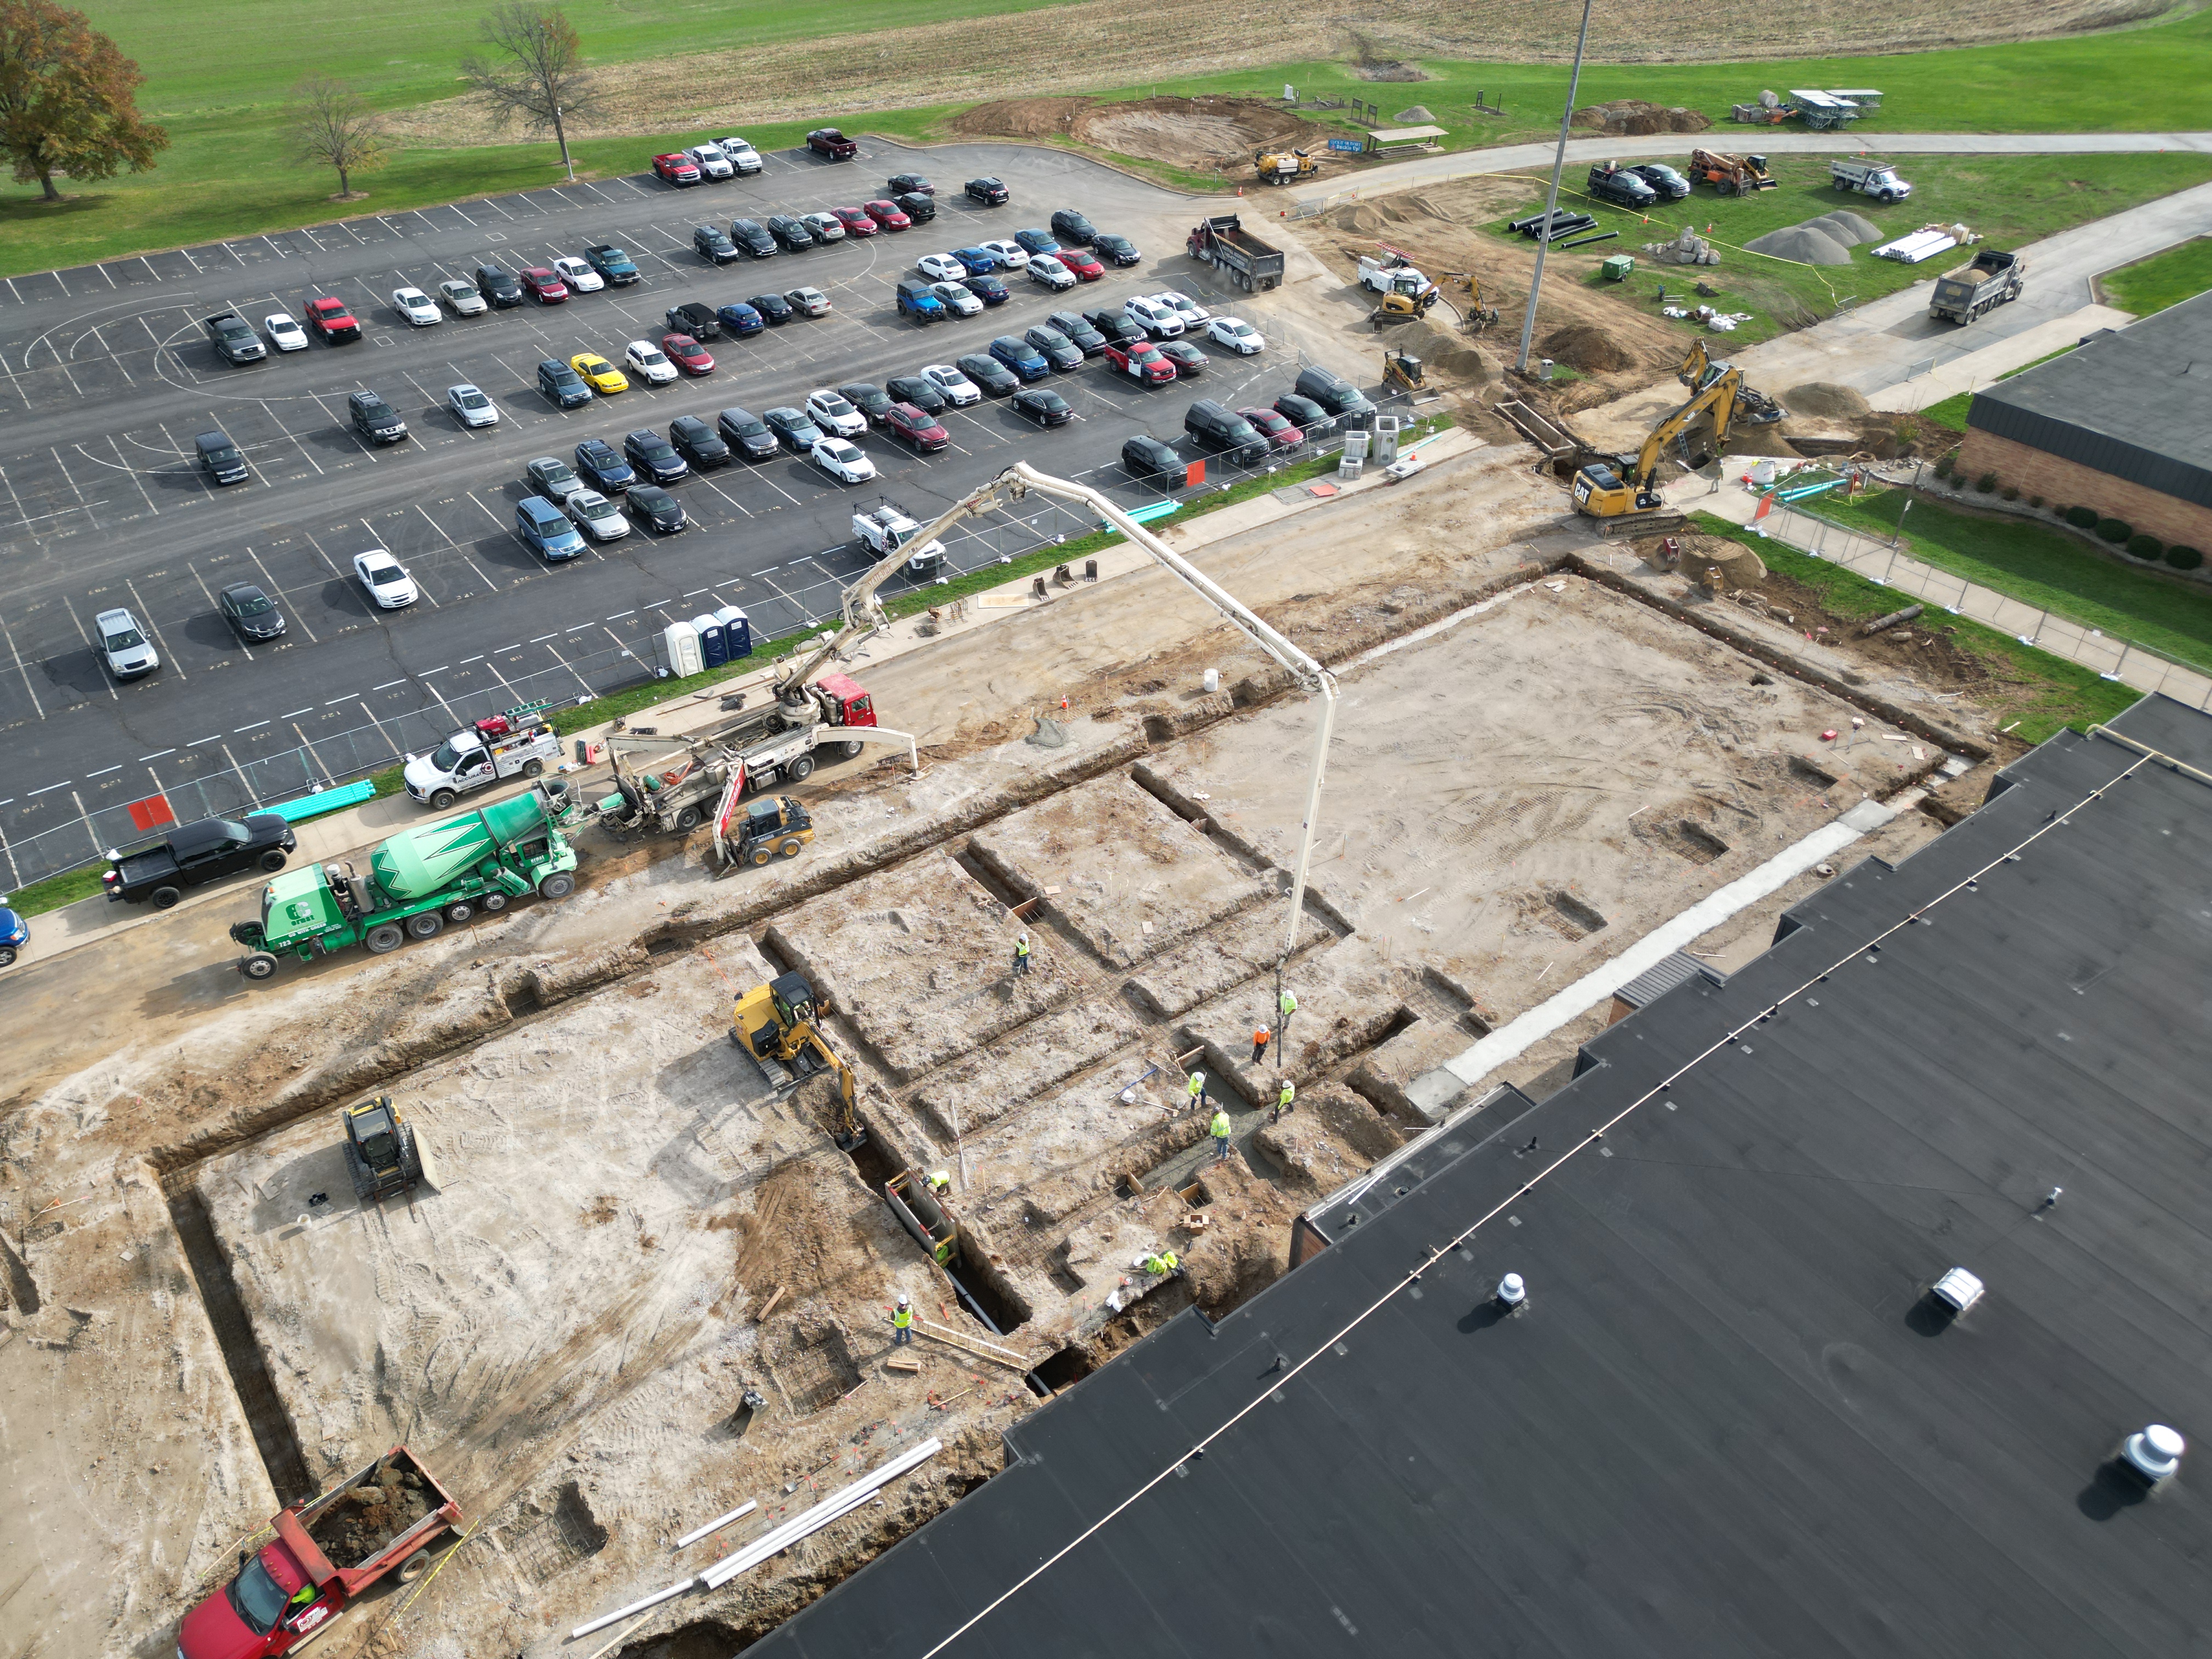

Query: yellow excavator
left=1570, top=341, right=1785, bottom=536
left=731, top=970, right=865, bottom=1150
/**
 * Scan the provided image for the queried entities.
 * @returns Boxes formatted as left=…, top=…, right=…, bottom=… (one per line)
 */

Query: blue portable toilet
left=716, top=605, right=752, bottom=659
left=693, top=612, right=727, bottom=668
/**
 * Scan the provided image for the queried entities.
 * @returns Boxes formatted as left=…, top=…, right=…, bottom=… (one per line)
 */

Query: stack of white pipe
left=568, top=1438, right=943, bottom=1639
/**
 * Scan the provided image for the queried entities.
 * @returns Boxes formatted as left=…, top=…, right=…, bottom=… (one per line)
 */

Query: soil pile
left=1539, top=324, right=1634, bottom=374
left=1808, top=209, right=1881, bottom=245
left=1570, top=99, right=1711, bottom=136
left=1393, top=104, right=1437, bottom=122
left=1746, top=223, right=1854, bottom=266
left=1782, top=382, right=1874, bottom=419
left=304, top=1462, right=434, bottom=1567
left=956, top=95, right=1333, bottom=172
left=1401, top=316, right=1493, bottom=384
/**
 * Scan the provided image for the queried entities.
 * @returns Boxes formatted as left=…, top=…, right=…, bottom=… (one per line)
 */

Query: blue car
left=962, top=273, right=1011, bottom=306
left=515, top=495, right=585, bottom=561
left=951, top=246, right=1000, bottom=276
left=1013, top=228, right=1061, bottom=257
left=0, top=903, right=24, bottom=967
left=574, top=437, right=636, bottom=494
left=989, top=334, right=1049, bottom=381
left=717, top=301, right=765, bottom=337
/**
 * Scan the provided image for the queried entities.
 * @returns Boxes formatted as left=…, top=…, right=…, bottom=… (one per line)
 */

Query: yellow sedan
left=571, top=352, right=629, bottom=394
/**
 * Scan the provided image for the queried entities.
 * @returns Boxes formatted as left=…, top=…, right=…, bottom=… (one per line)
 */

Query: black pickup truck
left=103, top=812, right=296, bottom=907
left=202, top=311, right=266, bottom=364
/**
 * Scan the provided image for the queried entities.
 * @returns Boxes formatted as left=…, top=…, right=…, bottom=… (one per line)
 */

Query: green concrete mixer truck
left=229, top=783, right=580, bottom=980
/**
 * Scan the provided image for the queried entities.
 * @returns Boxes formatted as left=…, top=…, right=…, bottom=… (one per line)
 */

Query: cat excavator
left=1570, top=340, right=1785, bottom=536
left=731, top=971, right=864, bottom=1150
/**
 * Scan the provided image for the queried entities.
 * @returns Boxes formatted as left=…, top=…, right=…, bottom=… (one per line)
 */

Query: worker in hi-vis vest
left=1273, top=1079, right=1296, bottom=1124
left=891, top=1294, right=913, bottom=1345
left=1210, top=1106, right=1232, bottom=1161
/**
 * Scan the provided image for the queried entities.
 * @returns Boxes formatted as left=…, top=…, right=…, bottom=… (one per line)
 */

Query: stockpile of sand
left=1782, top=382, right=1874, bottom=419
left=1539, top=324, right=1634, bottom=374
left=1746, top=211, right=1881, bottom=267
left=1393, top=104, right=1436, bottom=122
left=1570, top=99, right=1711, bottom=136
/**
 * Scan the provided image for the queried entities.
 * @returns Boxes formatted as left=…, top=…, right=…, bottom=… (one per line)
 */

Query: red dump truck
left=178, top=1447, right=460, bottom=1659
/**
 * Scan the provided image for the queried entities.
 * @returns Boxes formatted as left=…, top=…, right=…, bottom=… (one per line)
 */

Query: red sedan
left=1059, top=245, right=1104, bottom=281
left=1240, top=406, right=1303, bottom=452
left=831, top=206, right=880, bottom=238
left=884, top=401, right=948, bottom=452
left=863, top=199, right=912, bottom=232
left=662, top=333, right=715, bottom=376
left=519, top=267, right=569, bottom=303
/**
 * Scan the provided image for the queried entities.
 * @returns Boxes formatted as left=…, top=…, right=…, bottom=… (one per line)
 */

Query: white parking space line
left=413, top=503, right=500, bottom=591
left=122, top=578, right=185, bottom=679
left=360, top=517, right=439, bottom=605
left=0, top=607, right=47, bottom=718
left=186, top=561, right=250, bottom=660
left=245, top=546, right=317, bottom=642
left=59, top=596, right=117, bottom=700
left=47, top=444, right=104, bottom=526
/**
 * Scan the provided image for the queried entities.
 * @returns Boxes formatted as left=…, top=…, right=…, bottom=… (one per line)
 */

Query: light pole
left=1513, top=0, right=1596, bottom=375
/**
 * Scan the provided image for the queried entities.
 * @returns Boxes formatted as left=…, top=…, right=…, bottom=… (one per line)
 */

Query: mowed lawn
left=2101, top=235, right=2212, bottom=314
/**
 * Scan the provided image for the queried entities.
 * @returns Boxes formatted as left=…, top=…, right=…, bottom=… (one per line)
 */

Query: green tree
left=0, top=0, right=166, bottom=202
left=289, top=75, right=387, bottom=199
left=459, top=3, right=602, bottom=182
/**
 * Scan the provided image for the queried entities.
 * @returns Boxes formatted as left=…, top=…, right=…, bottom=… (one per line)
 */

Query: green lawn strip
left=1484, top=152, right=2212, bottom=348
left=1809, top=489, right=2212, bottom=674
left=4, top=865, right=109, bottom=919
left=1689, top=511, right=2139, bottom=743
left=2100, top=235, right=2212, bottom=314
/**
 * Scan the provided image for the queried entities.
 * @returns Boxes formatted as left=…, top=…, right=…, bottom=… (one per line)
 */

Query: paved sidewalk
left=1866, top=304, right=2134, bottom=412
left=5, top=427, right=1479, bottom=972
left=1678, top=467, right=2212, bottom=712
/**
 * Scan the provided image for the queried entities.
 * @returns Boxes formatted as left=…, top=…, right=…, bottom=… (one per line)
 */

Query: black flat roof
left=1970, top=290, right=2212, bottom=508
left=749, top=695, right=2212, bottom=1659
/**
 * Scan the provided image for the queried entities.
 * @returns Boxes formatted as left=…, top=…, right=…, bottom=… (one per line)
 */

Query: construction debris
left=1642, top=228, right=1720, bottom=267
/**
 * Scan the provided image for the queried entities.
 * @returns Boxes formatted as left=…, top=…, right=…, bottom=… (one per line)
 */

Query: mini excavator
left=730, top=971, right=864, bottom=1150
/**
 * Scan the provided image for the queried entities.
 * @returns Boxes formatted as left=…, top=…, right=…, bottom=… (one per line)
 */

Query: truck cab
left=1358, top=255, right=1428, bottom=300
left=404, top=723, right=560, bottom=808
left=854, top=502, right=946, bottom=574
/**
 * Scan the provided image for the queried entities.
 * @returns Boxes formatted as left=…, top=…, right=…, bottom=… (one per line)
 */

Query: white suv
left=95, top=607, right=159, bottom=678
left=1124, top=295, right=1184, bottom=338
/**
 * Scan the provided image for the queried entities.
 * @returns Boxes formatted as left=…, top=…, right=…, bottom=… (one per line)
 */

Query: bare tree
left=459, top=3, right=602, bottom=180
left=287, top=75, right=387, bottom=200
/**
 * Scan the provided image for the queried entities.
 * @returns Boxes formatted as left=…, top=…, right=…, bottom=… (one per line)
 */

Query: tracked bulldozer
left=731, top=971, right=865, bottom=1150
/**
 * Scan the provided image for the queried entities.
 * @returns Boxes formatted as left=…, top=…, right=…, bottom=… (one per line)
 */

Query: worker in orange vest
left=1251, top=1022, right=1271, bottom=1065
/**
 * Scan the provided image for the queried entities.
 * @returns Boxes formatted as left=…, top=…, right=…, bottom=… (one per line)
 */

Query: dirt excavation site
left=0, top=438, right=2005, bottom=1659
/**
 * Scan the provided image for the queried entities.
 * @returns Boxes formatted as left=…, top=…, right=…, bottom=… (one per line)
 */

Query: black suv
left=693, top=223, right=739, bottom=263
left=218, top=582, right=285, bottom=641
left=1048, top=310, right=1107, bottom=354
left=730, top=218, right=779, bottom=258
left=1025, top=325, right=1084, bottom=373
left=574, top=437, right=636, bottom=493
left=195, top=430, right=249, bottom=484
left=1293, top=365, right=1378, bottom=429
left=348, top=390, right=407, bottom=444
left=1184, top=398, right=1266, bottom=465
left=965, top=177, right=1009, bottom=206
left=1121, top=435, right=1183, bottom=486
left=670, top=415, right=731, bottom=469
left=896, top=192, right=936, bottom=224
left=1049, top=208, right=1097, bottom=245
left=766, top=215, right=814, bottom=253
left=665, top=300, right=721, bottom=341
left=623, top=428, right=690, bottom=484
left=1274, top=392, right=1335, bottom=437
left=475, top=264, right=524, bottom=307
left=102, top=812, right=295, bottom=906
left=538, top=359, right=592, bottom=408
left=715, top=407, right=780, bottom=461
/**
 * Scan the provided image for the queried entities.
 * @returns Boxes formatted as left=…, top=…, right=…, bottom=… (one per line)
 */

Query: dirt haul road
left=0, top=445, right=1997, bottom=1659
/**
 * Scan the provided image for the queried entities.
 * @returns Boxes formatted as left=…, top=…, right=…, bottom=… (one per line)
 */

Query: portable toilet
left=662, top=619, right=702, bottom=678
left=715, top=605, right=752, bottom=659
left=693, top=612, right=727, bottom=668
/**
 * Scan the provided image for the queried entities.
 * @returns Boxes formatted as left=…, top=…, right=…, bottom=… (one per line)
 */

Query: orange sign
left=126, top=794, right=176, bottom=832
left=1184, top=460, right=1206, bottom=489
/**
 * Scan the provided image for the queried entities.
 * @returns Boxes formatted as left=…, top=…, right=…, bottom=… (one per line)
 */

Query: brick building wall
left=1958, top=428, right=2212, bottom=552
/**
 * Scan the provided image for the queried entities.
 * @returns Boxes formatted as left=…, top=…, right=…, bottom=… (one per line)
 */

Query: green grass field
left=1489, top=151, right=2212, bottom=347
left=1815, top=489, right=2212, bottom=675
left=1690, top=511, right=2140, bottom=741
left=2100, top=234, right=2212, bottom=314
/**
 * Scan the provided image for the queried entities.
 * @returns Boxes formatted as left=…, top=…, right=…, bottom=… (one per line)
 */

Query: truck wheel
left=406, top=912, right=443, bottom=939
left=674, top=805, right=704, bottom=832
left=151, top=886, right=182, bottom=910
left=365, top=923, right=404, bottom=953
left=751, top=845, right=775, bottom=866
left=538, top=872, right=576, bottom=899
left=259, top=849, right=289, bottom=872
left=242, top=952, right=278, bottom=981
left=430, top=788, right=457, bottom=809
left=787, top=754, right=814, bottom=781
left=445, top=902, right=473, bottom=924
left=522, top=759, right=544, bottom=778
left=837, top=740, right=864, bottom=760
left=777, top=837, right=805, bottom=859
left=397, top=1548, right=433, bottom=1583
left=482, top=891, right=508, bottom=912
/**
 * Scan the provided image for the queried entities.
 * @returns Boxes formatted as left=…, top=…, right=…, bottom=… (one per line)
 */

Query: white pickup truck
left=1828, top=158, right=1912, bottom=202
left=404, top=723, right=562, bottom=808
left=854, top=502, right=946, bottom=577
left=1358, top=253, right=1429, bottom=299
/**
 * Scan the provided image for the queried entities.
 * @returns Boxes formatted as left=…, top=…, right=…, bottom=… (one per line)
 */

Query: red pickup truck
left=178, top=1447, right=460, bottom=1659
left=808, top=127, right=859, bottom=161
left=304, top=297, right=359, bottom=343
left=1103, top=338, right=1177, bottom=385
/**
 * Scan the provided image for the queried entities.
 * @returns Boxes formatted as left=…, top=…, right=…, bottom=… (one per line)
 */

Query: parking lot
left=0, top=137, right=1373, bottom=885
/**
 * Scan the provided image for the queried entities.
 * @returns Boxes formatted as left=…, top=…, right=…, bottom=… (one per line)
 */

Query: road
left=0, top=138, right=1345, bottom=891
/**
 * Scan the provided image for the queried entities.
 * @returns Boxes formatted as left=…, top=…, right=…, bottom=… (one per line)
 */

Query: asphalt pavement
left=0, top=138, right=1340, bottom=888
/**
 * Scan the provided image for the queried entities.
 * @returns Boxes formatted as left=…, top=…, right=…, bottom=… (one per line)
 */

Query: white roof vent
left=2123, top=1424, right=2185, bottom=1483
left=1496, top=1273, right=1526, bottom=1307
left=1931, top=1267, right=1984, bottom=1315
